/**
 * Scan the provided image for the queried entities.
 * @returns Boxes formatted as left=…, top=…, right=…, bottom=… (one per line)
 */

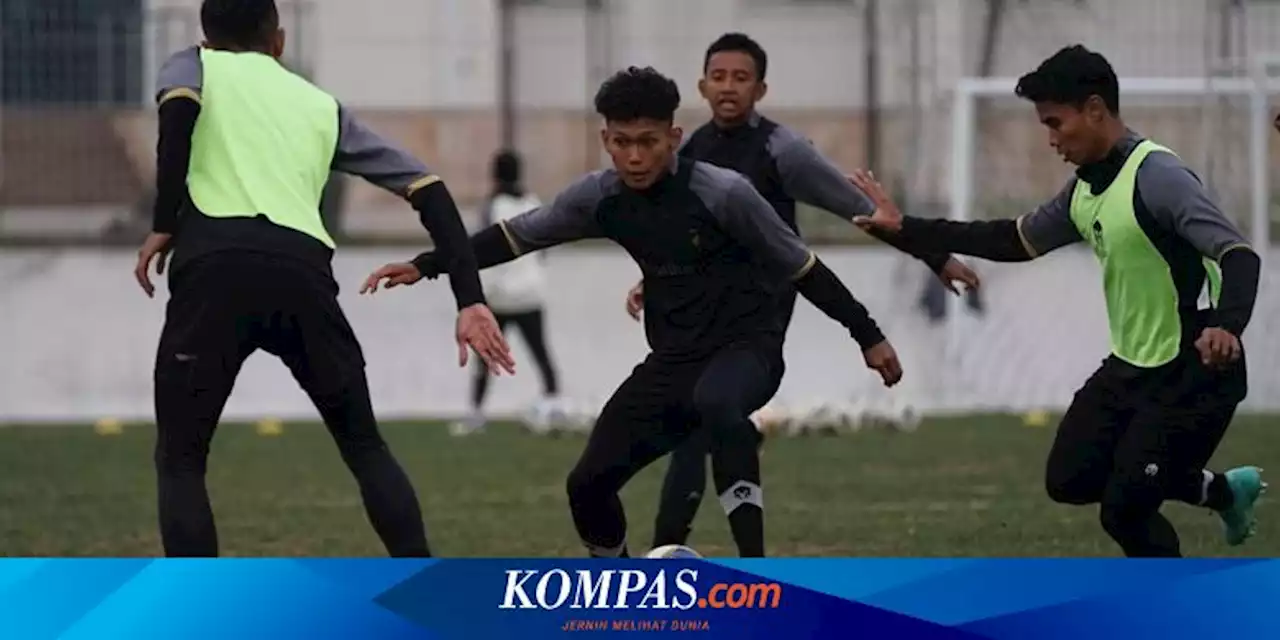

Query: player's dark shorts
left=570, top=337, right=784, bottom=487
left=155, top=250, right=365, bottom=400
left=1045, top=345, right=1248, bottom=504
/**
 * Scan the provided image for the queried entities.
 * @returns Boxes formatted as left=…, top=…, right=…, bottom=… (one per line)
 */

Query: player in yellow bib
left=854, top=45, right=1264, bottom=557
left=135, top=0, right=513, bottom=557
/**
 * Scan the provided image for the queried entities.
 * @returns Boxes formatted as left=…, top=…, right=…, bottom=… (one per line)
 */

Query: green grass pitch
left=1, top=415, right=1276, bottom=557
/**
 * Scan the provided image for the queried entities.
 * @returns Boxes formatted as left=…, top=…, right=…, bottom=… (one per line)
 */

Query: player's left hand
left=360, top=262, right=423, bottom=293
left=1195, top=327, right=1242, bottom=369
left=848, top=169, right=903, bottom=234
left=936, top=258, right=980, bottom=295
left=134, top=232, right=173, bottom=298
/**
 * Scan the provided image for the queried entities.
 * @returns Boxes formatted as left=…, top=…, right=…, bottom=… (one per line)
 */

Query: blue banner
left=0, top=559, right=1275, bottom=639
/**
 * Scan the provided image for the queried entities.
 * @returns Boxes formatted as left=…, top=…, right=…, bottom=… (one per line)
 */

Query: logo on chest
left=1091, top=219, right=1107, bottom=258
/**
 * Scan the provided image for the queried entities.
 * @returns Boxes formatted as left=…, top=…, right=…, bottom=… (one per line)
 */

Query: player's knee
left=692, top=389, right=749, bottom=437
left=566, top=465, right=609, bottom=506
left=1044, top=461, right=1104, bottom=505
left=1045, top=474, right=1097, bottom=505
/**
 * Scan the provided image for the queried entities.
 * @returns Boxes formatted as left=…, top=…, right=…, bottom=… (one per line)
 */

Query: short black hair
left=1015, top=45, right=1119, bottom=114
left=201, top=0, right=279, bottom=50
left=704, top=32, right=768, bottom=81
left=594, top=66, right=681, bottom=124
left=492, top=149, right=522, bottom=184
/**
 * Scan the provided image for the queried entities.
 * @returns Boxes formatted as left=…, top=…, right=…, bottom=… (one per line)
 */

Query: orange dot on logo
left=698, top=598, right=707, bottom=608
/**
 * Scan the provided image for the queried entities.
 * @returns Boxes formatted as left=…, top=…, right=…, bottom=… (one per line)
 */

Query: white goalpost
left=949, top=73, right=1279, bottom=247
left=936, top=70, right=1280, bottom=414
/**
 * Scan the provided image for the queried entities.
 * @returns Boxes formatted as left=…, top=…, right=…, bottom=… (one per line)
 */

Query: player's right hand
left=360, top=262, right=423, bottom=294
left=134, top=232, right=173, bottom=298
left=848, top=169, right=904, bottom=234
left=457, top=303, right=516, bottom=375
left=1195, top=327, right=1242, bottom=369
left=625, top=280, right=644, bottom=321
left=862, top=340, right=903, bottom=387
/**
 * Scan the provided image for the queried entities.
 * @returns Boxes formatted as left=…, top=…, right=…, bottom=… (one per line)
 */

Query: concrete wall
left=2, top=247, right=1278, bottom=423
left=145, top=0, right=1280, bottom=110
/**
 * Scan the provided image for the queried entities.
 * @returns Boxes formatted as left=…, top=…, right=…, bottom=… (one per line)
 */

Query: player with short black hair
left=136, top=0, right=512, bottom=557
left=362, top=66, right=901, bottom=557
left=855, top=44, right=1265, bottom=557
left=628, top=32, right=978, bottom=549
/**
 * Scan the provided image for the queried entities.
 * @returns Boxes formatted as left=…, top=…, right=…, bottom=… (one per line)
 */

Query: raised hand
left=848, top=169, right=904, bottom=234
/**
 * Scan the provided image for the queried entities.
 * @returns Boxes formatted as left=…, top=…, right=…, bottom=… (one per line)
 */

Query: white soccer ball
left=645, top=544, right=704, bottom=559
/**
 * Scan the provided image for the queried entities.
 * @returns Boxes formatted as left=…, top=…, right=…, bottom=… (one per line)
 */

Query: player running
left=362, top=66, right=900, bottom=557
left=135, top=0, right=511, bottom=557
left=854, top=45, right=1265, bottom=557
left=626, top=32, right=979, bottom=550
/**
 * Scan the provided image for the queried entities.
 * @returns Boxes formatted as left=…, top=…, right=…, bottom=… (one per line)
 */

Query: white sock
left=1200, top=470, right=1215, bottom=506
left=719, top=480, right=763, bottom=515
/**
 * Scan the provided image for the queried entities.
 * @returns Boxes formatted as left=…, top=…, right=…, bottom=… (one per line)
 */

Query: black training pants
left=472, top=308, right=559, bottom=407
left=153, top=251, right=429, bottom=557
left=566, top=338, right=783, bottom=557
left=1044, top=349, right=1247, bottom=557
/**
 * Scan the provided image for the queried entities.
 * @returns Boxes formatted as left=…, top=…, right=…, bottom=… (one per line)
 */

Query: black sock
left=1101, top=504, right=1181, bottom=558
left=653, top=444, right=709, bottom=548
left=727, top=505, right=765, bottom=557
left=1168, top=470, right=1235, bottom=511
left=1204, top=472, right=1235, bottom=511
left=157, top=469, right=219, bottom=557
left=710, top=447, right=765, bottom=557
left=568, top=473, right=629, bottom=557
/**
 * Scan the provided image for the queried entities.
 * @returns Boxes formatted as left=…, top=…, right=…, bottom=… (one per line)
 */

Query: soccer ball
left=645, top=544, right=703, bottom=559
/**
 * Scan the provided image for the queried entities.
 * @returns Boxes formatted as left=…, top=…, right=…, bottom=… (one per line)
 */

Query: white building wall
left=146, top=0, right=1280, bottom=110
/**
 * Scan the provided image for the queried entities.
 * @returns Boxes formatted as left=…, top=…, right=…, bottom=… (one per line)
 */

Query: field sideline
left=1, top=415, right=1277, bottom=558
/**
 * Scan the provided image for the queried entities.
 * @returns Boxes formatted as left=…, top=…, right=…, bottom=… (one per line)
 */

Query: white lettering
left=500, top=570, right=537, bottom=609
left=535, top=569, right=572, bottom=609
left=613, top=570, right=648, bottom=609
left=637, top=569, right=669, bottom=609
left=571, top=570, right=614, bottom=609
left=671, top=569, right=699, bottom=610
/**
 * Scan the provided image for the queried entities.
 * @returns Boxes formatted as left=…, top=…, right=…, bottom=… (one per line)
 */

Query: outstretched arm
left=712, top=176, right=902, bottom=386
left=853, top=171, right=1082, bottom=262
left=771, top=132, right=953, bottom=272
left=332, top=105, right=483, bottom=309
left=411, top=172, right=606, bottom=277
left=362, top=172, right=606, bottom=292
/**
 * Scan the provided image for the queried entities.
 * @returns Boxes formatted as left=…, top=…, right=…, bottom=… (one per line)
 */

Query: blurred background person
left=451, top=150, right=562, bottom=436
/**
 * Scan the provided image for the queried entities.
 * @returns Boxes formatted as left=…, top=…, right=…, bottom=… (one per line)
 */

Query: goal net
left=936, top=72, right=1280, bottom=415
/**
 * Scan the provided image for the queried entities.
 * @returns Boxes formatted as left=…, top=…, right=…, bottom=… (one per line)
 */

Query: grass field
left=1, top=415, right=1277, bottom=558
